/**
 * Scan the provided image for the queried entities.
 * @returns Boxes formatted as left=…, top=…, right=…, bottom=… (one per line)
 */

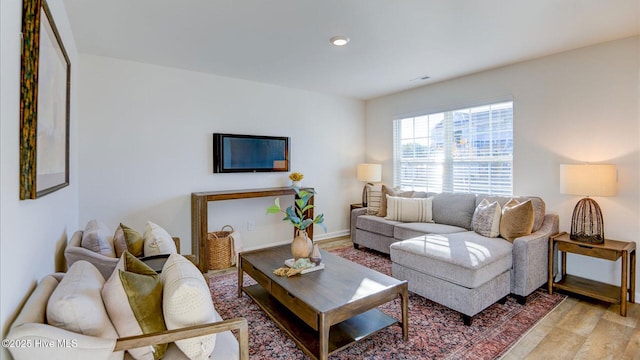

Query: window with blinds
left=393, top=101, right=513, bottom=196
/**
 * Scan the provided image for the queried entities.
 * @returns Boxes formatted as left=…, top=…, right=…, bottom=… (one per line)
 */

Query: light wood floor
left=501, top=292, right=640, bottom=359
left=215, top=236, right=640, bottom=359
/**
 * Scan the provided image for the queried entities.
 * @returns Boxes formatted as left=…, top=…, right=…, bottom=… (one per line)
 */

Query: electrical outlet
left=247, top=220, right=254, bottom=232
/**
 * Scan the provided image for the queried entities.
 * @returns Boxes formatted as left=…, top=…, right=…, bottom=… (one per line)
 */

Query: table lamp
left=357, top=163, right=382, bottom=207
left=560, top=164, right=617, bottom=244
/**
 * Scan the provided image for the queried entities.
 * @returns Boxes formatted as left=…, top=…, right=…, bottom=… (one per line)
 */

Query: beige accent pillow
left=81, top=219, right=116, bottom=257
left=102, top=252, right=167, bottom=360
left=365, top=185, right=383, bottom=215
left=385, top=195, right=434, bottom=223
left=377, top=185, right=414, bottom=217
left=143, top=221, right=178, bottom=256
left=472, top=199, right=501, bottom=238
left=500, top=199, right=535, bottom=242
left=113, top=223, right=144, bottom=257
left=161, top=253, right=217, bottom=359
left=47, top=261, right=120, bottom=341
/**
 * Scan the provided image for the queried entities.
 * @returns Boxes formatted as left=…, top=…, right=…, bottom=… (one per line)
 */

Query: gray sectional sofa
left=350, top=192, right=559, bottom=324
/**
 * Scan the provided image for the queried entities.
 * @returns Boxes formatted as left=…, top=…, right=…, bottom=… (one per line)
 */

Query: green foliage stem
left=266, top=187, right=327, bottom=232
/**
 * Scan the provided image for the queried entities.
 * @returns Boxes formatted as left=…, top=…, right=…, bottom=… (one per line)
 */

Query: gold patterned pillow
left=499, top=199, right=535, bottom=242
left=102, top=252, right=167, bottom=360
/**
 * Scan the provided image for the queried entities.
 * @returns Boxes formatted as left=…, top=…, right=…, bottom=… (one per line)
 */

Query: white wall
left=0, top=0, right=79, bottom=358
left=78, top=55, right=365, bottom=252
left=366, top=36, right=640, bottom=298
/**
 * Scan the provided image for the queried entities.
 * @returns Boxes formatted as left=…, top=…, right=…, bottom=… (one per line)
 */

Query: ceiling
left=62, top=0, right=639, bottom=100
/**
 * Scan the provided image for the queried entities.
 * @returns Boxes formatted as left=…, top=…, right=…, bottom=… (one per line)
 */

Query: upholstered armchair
left=65, top=230, right=183, bottom=280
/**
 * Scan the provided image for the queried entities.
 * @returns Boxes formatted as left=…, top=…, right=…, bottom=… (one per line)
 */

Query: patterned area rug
left=209, top=246, right=565, bottom=359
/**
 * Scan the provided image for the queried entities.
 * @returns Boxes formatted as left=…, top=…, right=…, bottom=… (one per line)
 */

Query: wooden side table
left=548, top=232, right=636, bottom=316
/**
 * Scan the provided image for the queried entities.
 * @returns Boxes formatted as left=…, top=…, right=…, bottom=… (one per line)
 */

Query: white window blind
left=393, top=101, right=513, bottom=196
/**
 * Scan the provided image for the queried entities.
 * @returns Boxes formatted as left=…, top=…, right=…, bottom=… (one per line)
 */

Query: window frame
left=392, top=101, right=514, bottom=196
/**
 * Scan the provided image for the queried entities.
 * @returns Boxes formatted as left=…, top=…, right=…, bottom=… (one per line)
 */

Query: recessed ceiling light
left=330, top=36, right=350, bottom=46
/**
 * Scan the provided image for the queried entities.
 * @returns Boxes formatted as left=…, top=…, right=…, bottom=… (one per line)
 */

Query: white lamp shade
left=560, top=164, right=617, bottom=197
left=357, top=163, right=382, bottom=182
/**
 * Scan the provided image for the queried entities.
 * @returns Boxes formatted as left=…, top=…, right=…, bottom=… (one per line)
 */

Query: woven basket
left=207, top=225, right=234, bottom=270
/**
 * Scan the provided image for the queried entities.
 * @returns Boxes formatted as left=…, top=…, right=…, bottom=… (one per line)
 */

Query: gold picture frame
left=20, top=0, right=70, bottom=199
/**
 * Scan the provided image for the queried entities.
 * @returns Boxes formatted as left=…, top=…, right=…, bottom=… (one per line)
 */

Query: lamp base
left=569, top=233, right=605, bottom=244
left=570, top=197, right=605, bottom=244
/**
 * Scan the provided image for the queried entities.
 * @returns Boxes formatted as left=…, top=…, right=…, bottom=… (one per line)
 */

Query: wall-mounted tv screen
left=213, top=133, right=289, bottom=173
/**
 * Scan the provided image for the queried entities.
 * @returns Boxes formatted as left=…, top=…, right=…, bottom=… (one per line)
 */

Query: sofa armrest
left=511, top=213, right=559, bottom=297
left=7, top=275, right=119, bottom=360
left=114, top=318, right=249, bottom=360
left=7, top=323, right=118, bottom=360
left=350, top=207, right=368, bottom=241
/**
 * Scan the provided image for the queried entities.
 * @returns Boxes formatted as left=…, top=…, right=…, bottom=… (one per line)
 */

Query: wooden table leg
left=237, top=257, right=244, bottom=298
left=630, top=248, right=636, bottom=303
left=621, top=250, right=628, bottom=316
left=319, top=313, right=329, bottom=360
left=548, top=237, right=554, bottom=294
left=561, top=251, right=567, bottom=278
left=401, top=284, right=409, bottom=340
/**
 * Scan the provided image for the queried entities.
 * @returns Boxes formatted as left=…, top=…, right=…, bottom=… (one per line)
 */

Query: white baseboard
left=314, top=229, right=350, bottom=241
left=241, top=229, right=350, bottom=252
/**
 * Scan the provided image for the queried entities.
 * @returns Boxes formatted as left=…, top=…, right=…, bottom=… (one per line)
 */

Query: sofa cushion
left=143, top=221, right=178, bottom=256
left=431, top=192, right=477, bottom=230
left=102, top=252, right=167, bottom=360
left=394, top=222, right=468, bottom=240
left=113, top=224, right=144, bottom=257
left=161, top=253, right=217, bottom=359
left=377, top=185, right=414, bottom=217
left=385, top=195, right=434, bottom=223
left=82, top=219, right=116, bottom=257
left=477, top=195, right=546, bottom=232
left=500, top=199, right=535, bottom=242
left=390, top=232, right=513, bottom=289
left=365, top=185, right=383, bottom=215
left=356, top=215, right=400, bottom=237
left=46, top=261, right=119, bottom=339
left=472, top=199, right=501, bottom=238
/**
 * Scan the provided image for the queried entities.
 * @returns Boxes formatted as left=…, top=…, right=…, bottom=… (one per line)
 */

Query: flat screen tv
left=213, top=133, right=289, bottom=173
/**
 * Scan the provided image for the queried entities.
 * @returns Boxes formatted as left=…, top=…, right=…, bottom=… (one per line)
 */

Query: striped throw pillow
left=385, top=195, right=434, bottom=223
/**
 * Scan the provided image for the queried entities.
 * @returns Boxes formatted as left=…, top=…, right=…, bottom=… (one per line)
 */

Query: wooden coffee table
left=238, top=245, right=408, bottom=360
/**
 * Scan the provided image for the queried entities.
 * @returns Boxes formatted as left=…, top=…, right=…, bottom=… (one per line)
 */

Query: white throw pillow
left=161, top=253, right=217, bottom=360
left=102, top=252, right=166, bottom=360
left=46, top=261, right=119, bottom=340
left=472, top=199, right=502, bottom=238
left=385, top=195, right=434, bottom=223
left=144, top=221, right=178, bottom=256
left=82, top=219, right=116, bottom=257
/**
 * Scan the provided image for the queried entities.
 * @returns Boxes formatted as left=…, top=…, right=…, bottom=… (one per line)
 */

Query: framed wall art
left=20, top=0, right=70, bottom=199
